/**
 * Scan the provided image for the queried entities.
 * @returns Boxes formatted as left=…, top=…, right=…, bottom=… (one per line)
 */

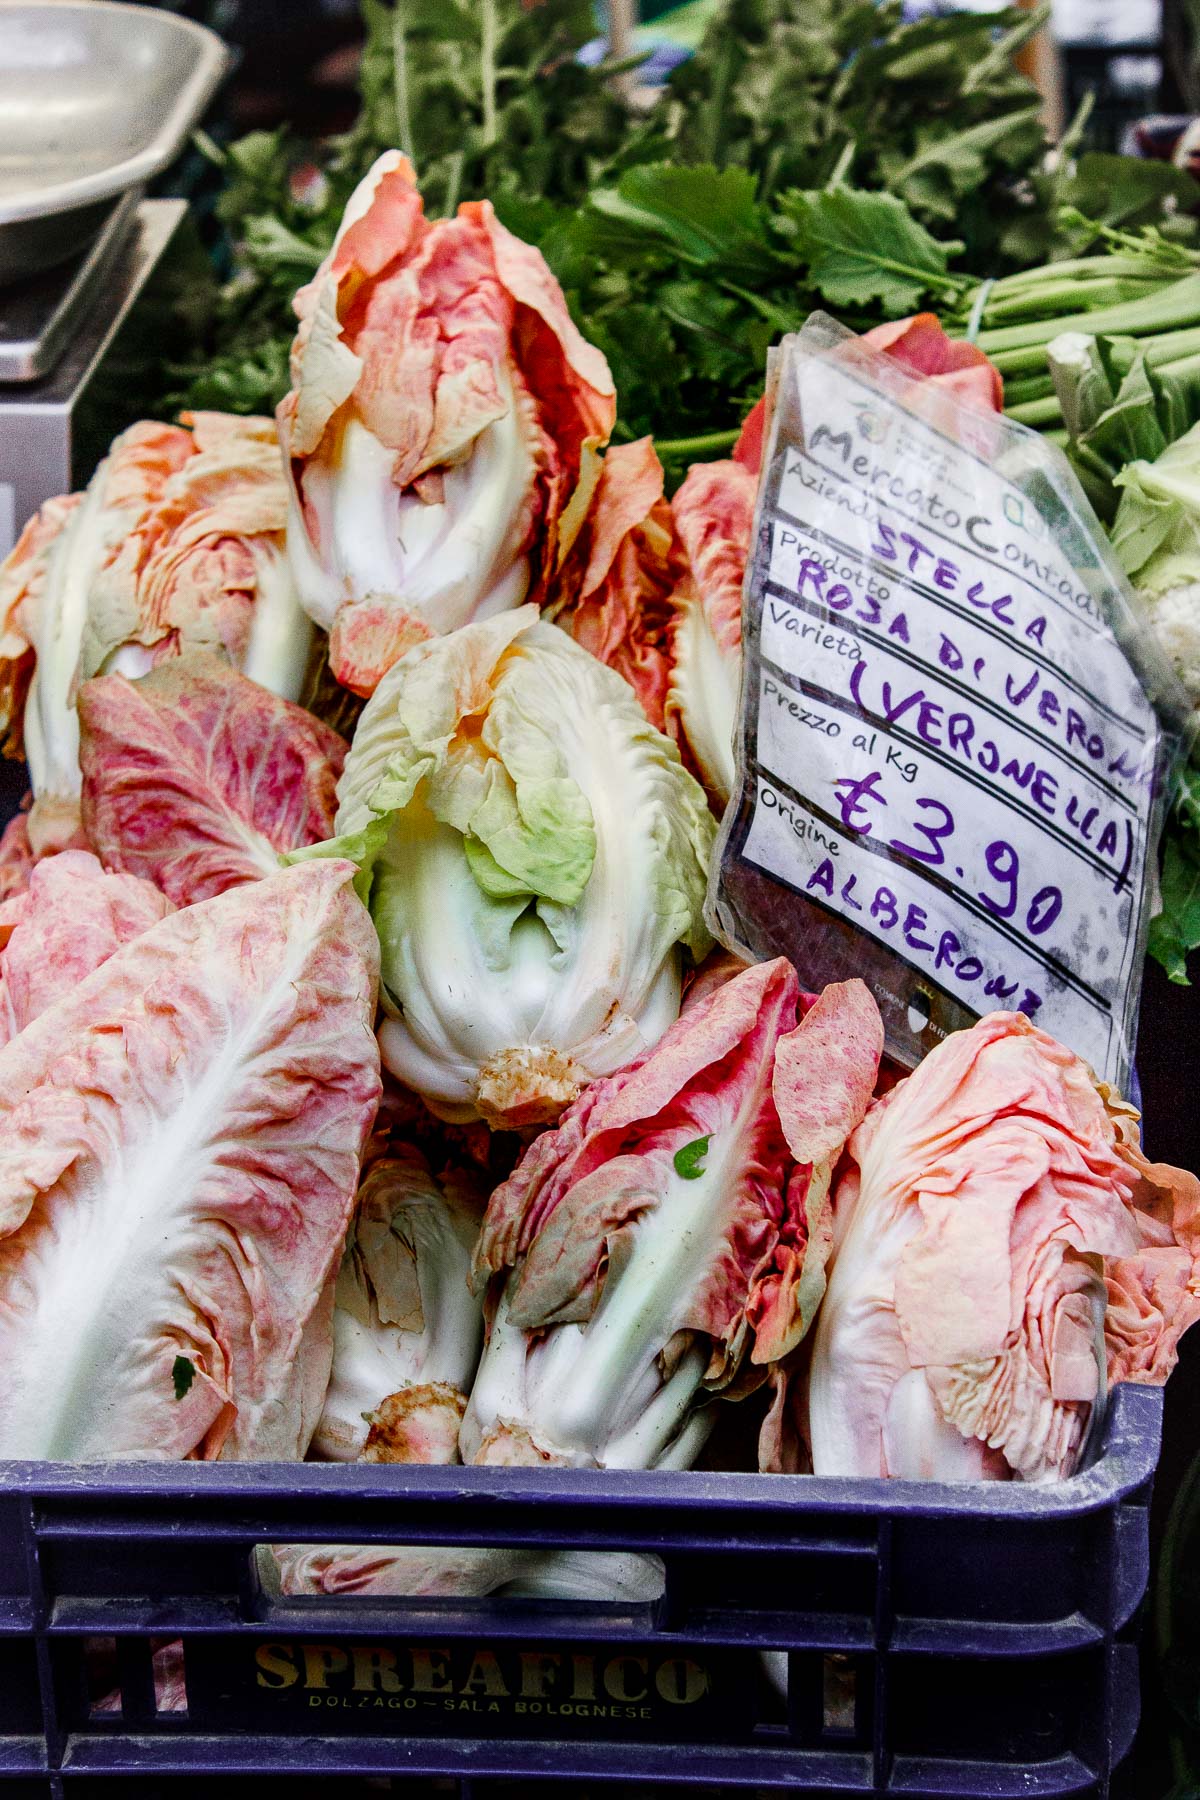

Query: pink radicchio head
left=0, top=413, right=309, bottom=861
left=461, top=959, right=881, bottom=1469
left=313, top=1148, right=486, bottom=1464
left=806, top=1012, right=1166, bottom=1486
left=0, top=849, right=171, bottom=1049
left=94, top=411, right=313, bottom=704
left=550, top=437, right=675, bottom=730
left=78, top=652, right=346, bottom=906
left=861, top=315, right=1004, bottom=414
left=1099, top=1087, right=1200, bottom=1386
left=0, top=424, right=193, bottom=857
left=278, top=151, right=616, bottom=697
left=0, top=860, right=381, bottom=1462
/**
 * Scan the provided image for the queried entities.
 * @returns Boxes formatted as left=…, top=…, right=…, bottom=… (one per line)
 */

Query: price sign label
left=711, top=317, right=1184, bottom=1088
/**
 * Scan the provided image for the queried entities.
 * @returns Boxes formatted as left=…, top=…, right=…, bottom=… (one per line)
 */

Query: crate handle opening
left=83, top=1634, right=188, bottom=1721
left=252, top=1543, right=668, bottom=1616
left=822, top=1653, right=858, bottom=1737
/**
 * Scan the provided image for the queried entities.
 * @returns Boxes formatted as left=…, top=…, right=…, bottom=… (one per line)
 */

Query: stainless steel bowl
left=0, top=0, right=228, bottom=285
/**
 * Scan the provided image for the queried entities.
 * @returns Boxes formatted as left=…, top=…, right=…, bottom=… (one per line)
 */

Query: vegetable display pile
left=1, top=133, right=1197, bottom=1550
left=167, top=0, right=1200, bottom=982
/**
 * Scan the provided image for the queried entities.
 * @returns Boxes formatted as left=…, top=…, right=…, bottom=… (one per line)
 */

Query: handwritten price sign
left=712, top=318, right=1177, bottom=1086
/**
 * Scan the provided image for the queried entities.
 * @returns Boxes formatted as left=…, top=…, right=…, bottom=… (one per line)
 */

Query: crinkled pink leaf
left=88, top=413, right=293, bottom=677
left=78, top=653, right=346, bottom=905
left=773, top=979, right=884, bottom=1168
left=55, top=419, right=199, bottom=686
left=552, top=438, right=675, bottom=728
left=0, top=849, right=171, bottom=1047
left=1105, top=1136, right=1200, bottom=1384
left=478, top=202, right=617, bottom=554
left=664, top=457, right=756, bottom=805
left=279, top=153, right=615, bottom=696
left=670, top=460, right=755, bottom=663
left=862, top=314, right=1004, bottom=413
left=750, top=979, right=882, bottom=1363
left=350, top=206, right=513, bottom=482
left=0, top=810, right=33, bottom=903
left=809, top=1013, right=1145, bottom=1483
left=0, top=494, right=81, bottom=757
left=0, top=860, right=381, bottom=1461
left=733, top=397, right=766, bottom=476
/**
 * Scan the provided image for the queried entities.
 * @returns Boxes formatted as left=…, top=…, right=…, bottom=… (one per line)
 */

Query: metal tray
left=0, top=0, right=227, bottom=283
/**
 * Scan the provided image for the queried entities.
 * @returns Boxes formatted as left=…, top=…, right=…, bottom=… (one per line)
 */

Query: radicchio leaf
left=806, top=1012, right=1176, bottom=1484
left=0, top=414, right=310, bottom=859
left=1100, top=1087, right=1200, bottom=1385
left=0, top=849, right=171, bottom=1047
left=664, top=456, right=756, bottom=809
left=78, top=653, right=346, bottom=905
left=463, top=959, right=880, bottom=1468
left=0, top=861, right=381, bottom=1461
left=551, top=437, right=675, bottom=729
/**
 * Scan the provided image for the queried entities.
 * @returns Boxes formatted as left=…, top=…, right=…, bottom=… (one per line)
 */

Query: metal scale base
left=0, top=195, right=194, bottom=557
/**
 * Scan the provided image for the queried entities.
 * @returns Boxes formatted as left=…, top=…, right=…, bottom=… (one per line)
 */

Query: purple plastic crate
left=0, top=1383, right=1160, bottom=1798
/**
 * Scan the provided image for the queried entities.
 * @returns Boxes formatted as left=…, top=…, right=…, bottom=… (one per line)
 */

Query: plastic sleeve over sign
left=709, top=314, right=1189, bottom=1091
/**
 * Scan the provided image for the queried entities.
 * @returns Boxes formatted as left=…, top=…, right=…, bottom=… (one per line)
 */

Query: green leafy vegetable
left=673, top=1135, right=711, bottom=1180
left=172, top=1355, right=196, bottom=1401
left=778, top=188, right=963, bottom=313
left=880, top=107, right=1042, bottom=226
left=1048, top=331, right=1200, bottom=523
left=1143, top=748, right=1200, bottom=988
left=591, top=164, right=777, bottom=276
left=170, top=0, right=1061, bottom=446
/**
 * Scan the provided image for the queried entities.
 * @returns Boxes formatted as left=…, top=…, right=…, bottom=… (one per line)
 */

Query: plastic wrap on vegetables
left=313, top=1149, right=485, bottom=1463
left=664, top=318, right=1001, bottom=812
left=301, top=604, right=715, bottom=1129
left=860, top=314, right=1004, bottom=412
left=550, top=437, right=675, bottom=729
left=0, top=862, right=380, bottom=1461
left=0, top=414, right=310, bottom=857
left=805, top=1012, right=1200, bottom=1484
left=78, top=653, right=346, bottom=906
left=277, top=151, right=616, bottom=697
left=460, top=959, right=882, bottom=1469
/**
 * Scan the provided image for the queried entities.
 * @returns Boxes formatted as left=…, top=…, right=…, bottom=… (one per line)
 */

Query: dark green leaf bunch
left=658, top=0, right=1047, bottom=259
left=171, top=0, right=1195, bottom=457
left=508, top=0, right=1057, bottom=457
